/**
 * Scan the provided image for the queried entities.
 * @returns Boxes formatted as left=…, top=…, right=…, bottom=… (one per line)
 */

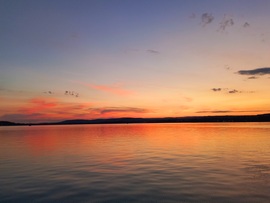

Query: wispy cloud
left=211, top=88, right=232, bottom=93
left=147, top=49, right=160, bottom=54
left=196, top=110, right=232, bottom=114
left=64, top=90, right=79, bottom=97
left=212, top=88, right=222, bottom=92
left=19, top=97, right=58, bottom=114
left=237, top=67, right=270, bottom=76
left=89, top=107, right=150, bottom=115
left=1, top=97, right=94, bottom=122
left=77, top=82, right=134, bottom=96
left=228, top=89, right=238, bottom=94
left=243, top=22, right=250, bottom=28
left=2, top=96, right=154, bottom=123
left=247, top=76, right=258, bottom=80
left=125, top=48, right=160, bottom=54
left=201, top=13, right=214, bottom=26
left=43, top=90, right=79, bottom=97
left=211, top=88, right=253, bottom=94
left=43, top=91, right=54, bottom=94
left=218, top=15, right=234, bottom=31
left=196, top=110, right=268, bottom=114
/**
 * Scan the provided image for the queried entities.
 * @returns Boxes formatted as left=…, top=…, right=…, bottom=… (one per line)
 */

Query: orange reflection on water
left=3, top=123, right=269, bottom=165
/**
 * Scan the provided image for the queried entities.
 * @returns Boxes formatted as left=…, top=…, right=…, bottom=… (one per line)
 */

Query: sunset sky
left=1, top=0, right=270, bottom=123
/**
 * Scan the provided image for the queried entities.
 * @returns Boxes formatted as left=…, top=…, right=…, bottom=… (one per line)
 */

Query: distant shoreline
left=1, top=113, right=270, bottom=126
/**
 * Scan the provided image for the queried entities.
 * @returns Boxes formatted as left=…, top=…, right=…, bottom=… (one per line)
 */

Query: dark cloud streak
left=237, top=67, right=270, bottom=76
left=196, top=110, right=268, bottom=114
left=89, top=107, right=150, bottom=115
left=211, top=88, right=253, bottom=94
left=212, top=88, right=222, bottom=92
left=196, top=110, right=232, bottom=113
left=228, top=89, right=239, bottom=94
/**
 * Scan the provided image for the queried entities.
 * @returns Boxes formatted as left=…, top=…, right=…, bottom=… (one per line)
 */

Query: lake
left=0, top=123, right=270, bottom=202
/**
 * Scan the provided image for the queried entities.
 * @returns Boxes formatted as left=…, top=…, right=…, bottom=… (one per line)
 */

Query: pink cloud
left=19, top=97, right=58, bottom=114
left=5, top=97, right=95, bottom=122
left=1, top=96, right=152, bottom=123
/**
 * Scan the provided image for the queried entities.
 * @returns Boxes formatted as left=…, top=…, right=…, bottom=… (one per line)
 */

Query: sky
left=1, top=0, right=270, bottom=123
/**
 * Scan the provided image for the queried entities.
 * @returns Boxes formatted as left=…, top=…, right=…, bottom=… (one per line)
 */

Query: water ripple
left=0, top=123, right=270, bottom=202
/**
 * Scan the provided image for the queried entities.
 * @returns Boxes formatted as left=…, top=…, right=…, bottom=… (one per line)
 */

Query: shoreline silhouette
left=1, top=113, right=270, bottom=126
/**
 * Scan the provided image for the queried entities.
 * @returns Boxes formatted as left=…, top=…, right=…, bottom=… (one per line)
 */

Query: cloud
left=228, top=89, right=239, bottom=94
left=201, top=13, right=214, bottom=26
left=19, top=97, right=58, bottom=114
left=196, top=110, right=232, bottom=114
left=64, top=90, right=79, bottom=97
left=228, top=89, right=238, bottom=94
left=237, top=67, right=270, bottom=76
left=243, top=22, right=250, bottom=28
left=0, top=113, right=47, bottom=123
left=147, top=49, right=160, bottom=54
left=52, top=103, right=92, bottom=115
left=76, top=82, right=134, bottom=96
left=89, top=107, right=150, bottom=115
left=43, top=91, right=53, bottom=94
left=212, top=88, right=222, bottom=92
left=247, top=76, right=258, bottom=80
left=43, top=90, right=79, bottom=97
left=196, top=110, right=267, bottom=114
left=211, top=88, right=253, bottom=94
left=3, top=97, right=94, bottom=122
left=218, top=15, right=234, bottom=31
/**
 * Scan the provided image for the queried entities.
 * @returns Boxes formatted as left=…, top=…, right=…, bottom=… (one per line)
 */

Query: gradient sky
left=1, top=0, right=270, bottom=123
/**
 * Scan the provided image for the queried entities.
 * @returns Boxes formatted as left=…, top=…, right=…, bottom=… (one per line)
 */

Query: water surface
left=1, top=123, right=270, bottom=202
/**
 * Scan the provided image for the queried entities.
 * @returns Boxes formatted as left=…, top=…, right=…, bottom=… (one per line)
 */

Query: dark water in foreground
left=0, top=123, right=270, bottom=202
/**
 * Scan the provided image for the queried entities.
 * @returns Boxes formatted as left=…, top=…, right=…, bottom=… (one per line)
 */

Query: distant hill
left=57, top=114, right=270, bottom=125
left=58, top=117, right=146, bottom=125
left=1, top=113, right=270, bottom=126
left=0, top=121, right=19, bottom=126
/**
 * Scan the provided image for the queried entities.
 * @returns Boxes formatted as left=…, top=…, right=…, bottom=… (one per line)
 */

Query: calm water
left=0, top=123, right=270, bottom=202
